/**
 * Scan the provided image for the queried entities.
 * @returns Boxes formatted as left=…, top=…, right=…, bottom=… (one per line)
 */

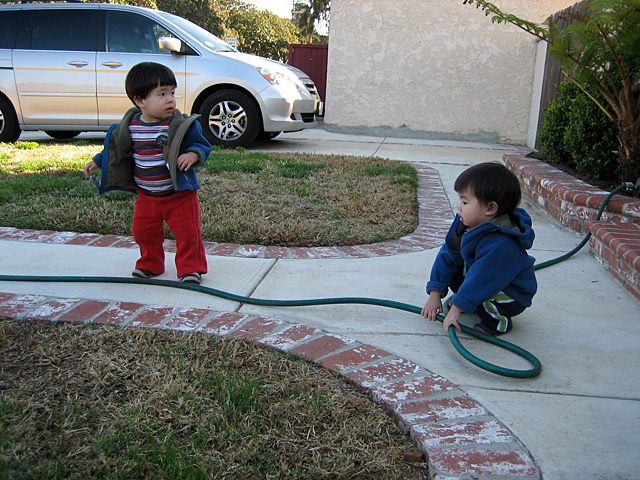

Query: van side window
left=29, top=10, right=97, bottom=51
left=106, top=11, right=175, bottom=54
left=0, top=11, right=18, bottom=49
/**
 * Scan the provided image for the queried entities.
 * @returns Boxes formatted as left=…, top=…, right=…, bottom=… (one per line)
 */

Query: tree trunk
left=617, top=124, right=640, bottom=183
left=615, top=83, right=640, bottom=184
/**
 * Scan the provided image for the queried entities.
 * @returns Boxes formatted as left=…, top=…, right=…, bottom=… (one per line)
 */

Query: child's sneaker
left=473, top=323, right=499, bottom=336
left=132, top=268, right=158, bottom=279
left=180, top=273, right=201, bottom=285
left=473, top=319, right=512, bottom=337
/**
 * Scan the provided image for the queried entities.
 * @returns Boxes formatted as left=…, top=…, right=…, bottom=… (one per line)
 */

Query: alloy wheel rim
left=208, top=100, right=247, bottom=141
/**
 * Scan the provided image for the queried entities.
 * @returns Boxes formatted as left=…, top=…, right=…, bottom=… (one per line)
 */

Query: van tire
left=45, top=131, right=81, bottom=140
left=199, top=90, right=260, bottom=148
left=258, top=131, right=281, bottom=141
left=0, top=97, right=21, bottom=143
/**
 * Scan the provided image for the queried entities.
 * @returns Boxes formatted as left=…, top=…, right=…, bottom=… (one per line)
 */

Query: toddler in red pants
left=84, top=62, right=211, bottom=285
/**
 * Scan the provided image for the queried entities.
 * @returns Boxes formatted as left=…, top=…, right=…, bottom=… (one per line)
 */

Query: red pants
left=133, top=189, right=207, bottom=278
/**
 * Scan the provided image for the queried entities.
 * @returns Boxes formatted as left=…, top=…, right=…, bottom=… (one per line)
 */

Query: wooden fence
left=288, top=44, right=329, bottom=108
left=535, top=0, right=588, bottom=147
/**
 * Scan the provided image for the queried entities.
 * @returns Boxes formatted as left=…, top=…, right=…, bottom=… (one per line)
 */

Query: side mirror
left=158, top=36, right=183, bottom=53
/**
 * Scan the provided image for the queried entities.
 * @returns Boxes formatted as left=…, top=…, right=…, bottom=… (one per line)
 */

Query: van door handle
left=68, top=60, right=89, bottom=67
left=101, top=61, right=123, bottom=68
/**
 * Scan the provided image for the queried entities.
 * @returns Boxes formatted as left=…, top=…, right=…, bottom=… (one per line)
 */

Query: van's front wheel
left=199, top=90, right=260, bottom=148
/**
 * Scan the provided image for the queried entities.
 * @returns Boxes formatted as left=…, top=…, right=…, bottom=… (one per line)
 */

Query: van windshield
left=160, top=12, right=236, bottom=52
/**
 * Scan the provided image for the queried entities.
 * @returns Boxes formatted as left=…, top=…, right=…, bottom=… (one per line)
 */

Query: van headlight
left=257, top=67, right=305, bottom=94
left=258, top=66, right=288, bottom=86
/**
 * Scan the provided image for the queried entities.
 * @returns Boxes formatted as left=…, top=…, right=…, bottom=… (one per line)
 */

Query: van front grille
left=303, top=81, right=318, bottom=98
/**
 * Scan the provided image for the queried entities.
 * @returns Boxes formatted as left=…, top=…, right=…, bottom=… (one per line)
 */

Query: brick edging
left=0, top=163, right=452, bottom=259
left=505, top=153, right=640, bottom=302
left=587, top=221, right=640, bottom=300
left=504, top=154, right=640, bottom=231
left=0, top=291, right=541, bottom=479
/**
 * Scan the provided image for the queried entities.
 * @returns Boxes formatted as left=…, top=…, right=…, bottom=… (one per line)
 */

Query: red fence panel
left=288, top=44, right=328, bottom=106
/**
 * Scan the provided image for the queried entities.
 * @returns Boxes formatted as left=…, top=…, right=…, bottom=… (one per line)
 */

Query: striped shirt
left=130, top=114, right=174, bottom=195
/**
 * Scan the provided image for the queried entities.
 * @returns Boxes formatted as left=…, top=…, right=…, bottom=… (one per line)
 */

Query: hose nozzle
left=622, top=178, right=640, bottom=196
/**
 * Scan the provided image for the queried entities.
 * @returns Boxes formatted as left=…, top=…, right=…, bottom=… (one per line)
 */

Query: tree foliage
left=86, top=0, right=224, bottom=35
left=218, top=1, right=300, bottom=61
left=294, top=0, right=330, bottom=43
left=463, top=0, right=640, bottom=182
left=158, top=0, right=224, bottom=36
left=94, top=0, right=302, bottom=61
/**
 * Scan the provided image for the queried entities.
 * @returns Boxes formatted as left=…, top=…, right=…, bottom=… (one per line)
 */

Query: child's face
left=134, top=84, right=176, bottom=123
left=457, top=188, right=496, bottom=229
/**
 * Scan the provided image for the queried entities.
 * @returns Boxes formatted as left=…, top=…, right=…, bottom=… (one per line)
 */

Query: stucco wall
left=324, top=0, right=576, bottom=144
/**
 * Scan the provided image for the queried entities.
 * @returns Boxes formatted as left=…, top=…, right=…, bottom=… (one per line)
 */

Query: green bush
left=537, top=82, right=575, bottom=167
left=538, top=81, right=619, bottom=183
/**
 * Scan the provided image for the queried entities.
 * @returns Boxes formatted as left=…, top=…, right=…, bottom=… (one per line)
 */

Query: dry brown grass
left=198, top=152, right=419, bottom=246
left=0, top=142, right=419, bottom=247
left=0, top=320, right=428, bottom=479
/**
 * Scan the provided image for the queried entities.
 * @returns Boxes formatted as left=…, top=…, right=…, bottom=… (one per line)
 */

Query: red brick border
left=587, top=221, right=640, bottom=300
left=0, top=163, right=452, bottom=260
left=505, top=154, right=640, bottom=302
left=505, top=154, right=640, bottom=231
left=0, top=292, right=541, bottom=479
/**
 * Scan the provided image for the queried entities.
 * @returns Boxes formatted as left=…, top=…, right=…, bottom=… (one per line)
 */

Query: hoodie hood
left=489, top=208, right=535, bottom=250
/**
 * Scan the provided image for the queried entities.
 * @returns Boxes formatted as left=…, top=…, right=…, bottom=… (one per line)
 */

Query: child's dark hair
left=125, top=62, right=177, bottom=104
left=454, top=162, right=522, bottom=215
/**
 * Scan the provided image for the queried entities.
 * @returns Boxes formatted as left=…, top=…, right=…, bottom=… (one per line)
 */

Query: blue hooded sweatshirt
left=426, top=208, right=537, bottom=314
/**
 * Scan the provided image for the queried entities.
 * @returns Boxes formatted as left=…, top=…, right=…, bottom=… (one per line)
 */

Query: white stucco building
left=323, top=0, right=576, bottom=146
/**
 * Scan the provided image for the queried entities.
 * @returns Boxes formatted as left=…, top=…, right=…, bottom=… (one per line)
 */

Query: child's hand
left=177, top=152, right=198, bottom=171
left=442, top=305, right=463, bottom=334
left=421, top=291, right=443, bottom=321
left=84, top=160, right=99, bottom=178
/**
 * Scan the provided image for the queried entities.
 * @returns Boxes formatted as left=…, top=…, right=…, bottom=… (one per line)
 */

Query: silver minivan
left=0, top=2, right=321, bottom=147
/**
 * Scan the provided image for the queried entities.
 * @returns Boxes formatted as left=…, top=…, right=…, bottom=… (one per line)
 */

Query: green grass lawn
left=0, top=141, right=419, bottom=247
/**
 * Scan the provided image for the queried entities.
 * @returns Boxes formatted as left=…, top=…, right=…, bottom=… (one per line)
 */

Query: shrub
left=538, top=81, right=620, bottom=183
left=537, top=82, right=575, bottom=168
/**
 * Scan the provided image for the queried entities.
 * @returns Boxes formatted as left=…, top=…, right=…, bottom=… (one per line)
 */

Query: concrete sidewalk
left=2, top=128, right=639, bottom=479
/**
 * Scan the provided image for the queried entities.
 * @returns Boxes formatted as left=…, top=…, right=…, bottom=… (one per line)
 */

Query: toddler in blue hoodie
left=421, top=162, right=537, bottom=336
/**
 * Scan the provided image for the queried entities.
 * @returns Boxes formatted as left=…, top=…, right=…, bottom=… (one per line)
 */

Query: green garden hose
left=1, top=182, right=636, bottom=379
left=533, top=182, right=634, bottom=271
left=0, top=274, right=542, bottom=379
